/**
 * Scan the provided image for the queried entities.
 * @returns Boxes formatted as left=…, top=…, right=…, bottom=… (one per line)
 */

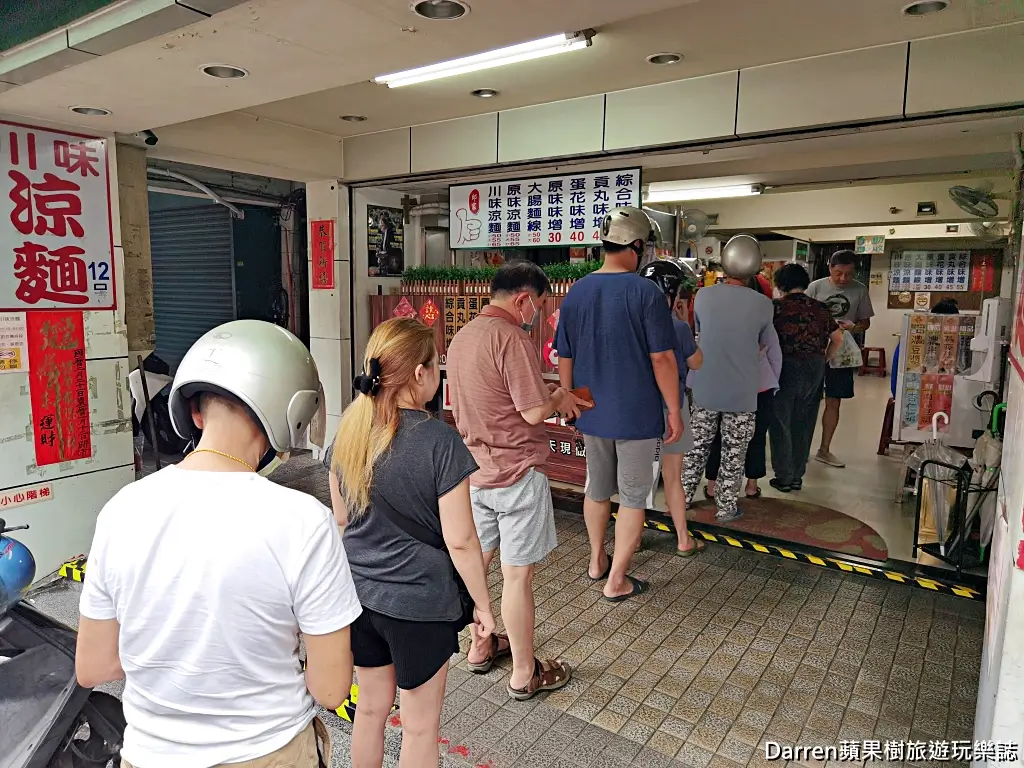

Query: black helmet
left=639, top=258, right=686, bottom=304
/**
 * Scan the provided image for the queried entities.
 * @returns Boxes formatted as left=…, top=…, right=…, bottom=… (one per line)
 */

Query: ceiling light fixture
left=374, top=31, right=593, bottom=88
left=411, top=0, right=469, bottom=20
left=471, top=88, right=498, bottom=98
left=202, top=64, right=249, bottom=79
left=647, top=52, right=682, bottom=65
left=70, top=106, right=111, bottom=116
left=902, top=1, right=949, bottom=16
left=341, top=115, right=368, bottom=122
left=645, top=183, right=764, bottom=204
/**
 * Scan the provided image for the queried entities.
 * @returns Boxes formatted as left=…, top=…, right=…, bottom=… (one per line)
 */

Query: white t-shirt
left=79, top=465, right=362, bottom=768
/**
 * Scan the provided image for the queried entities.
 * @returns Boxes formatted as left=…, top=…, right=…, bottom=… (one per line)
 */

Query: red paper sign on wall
left=26, top=311, right=91, bottom=466
left=310, top=219, right=335, bottom=290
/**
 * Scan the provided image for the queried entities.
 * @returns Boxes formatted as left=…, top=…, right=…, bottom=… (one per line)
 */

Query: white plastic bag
left=830, top=330, right=862, bottom=369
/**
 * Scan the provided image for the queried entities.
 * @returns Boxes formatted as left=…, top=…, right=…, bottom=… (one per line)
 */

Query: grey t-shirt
left=690, top=283, right=775, bottom=413
left=324, top=410, right=477, bottom=622
left=806, top=278, right=874, bottom=325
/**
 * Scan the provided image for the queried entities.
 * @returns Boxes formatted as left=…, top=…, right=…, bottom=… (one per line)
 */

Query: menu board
left=449, top=169, right=642, bottom=250
left=889, top=251, right=970, bottom=292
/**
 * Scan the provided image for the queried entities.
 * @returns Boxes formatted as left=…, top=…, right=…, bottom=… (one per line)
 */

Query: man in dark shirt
left=769, top=263, right=843, bottom=491
left=556, top=207, right=682, bottom=602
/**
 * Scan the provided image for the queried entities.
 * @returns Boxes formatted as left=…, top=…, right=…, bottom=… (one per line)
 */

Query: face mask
left=519, top=295, right=539, bottom=332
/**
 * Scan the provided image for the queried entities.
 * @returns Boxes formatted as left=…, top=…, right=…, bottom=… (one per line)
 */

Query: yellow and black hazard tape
left=59, top=556, right=87, bottom=582
left=611, top=511, right=985, bottom=602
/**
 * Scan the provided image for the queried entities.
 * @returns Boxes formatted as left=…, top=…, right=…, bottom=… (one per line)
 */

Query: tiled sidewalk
left=424, top=511, right=982, bottom=768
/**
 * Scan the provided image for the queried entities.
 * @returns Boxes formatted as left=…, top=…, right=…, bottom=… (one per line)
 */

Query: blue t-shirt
left=555, top=273, right=677, bottom=440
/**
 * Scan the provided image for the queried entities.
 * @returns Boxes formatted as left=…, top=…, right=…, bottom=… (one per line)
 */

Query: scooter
left=0, top=519, right=126, bottom=768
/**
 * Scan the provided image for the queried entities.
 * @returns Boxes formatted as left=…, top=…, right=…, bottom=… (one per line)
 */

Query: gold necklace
left=188, top=448, right=256, bottom=473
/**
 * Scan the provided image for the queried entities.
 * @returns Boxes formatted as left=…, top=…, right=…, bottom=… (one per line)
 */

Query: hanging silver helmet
left=168, top=321, right=323, bottom=464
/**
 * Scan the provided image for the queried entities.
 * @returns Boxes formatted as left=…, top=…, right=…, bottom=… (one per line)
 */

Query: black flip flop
left=603, top=575, right=650, bottom=603
left=746, top=487, right=762, bottom=499
left=589, top=561, right=610, bottom=581
left=704, top=485, right=715, bottom=501
left=588, top=552, right=611, bottom=581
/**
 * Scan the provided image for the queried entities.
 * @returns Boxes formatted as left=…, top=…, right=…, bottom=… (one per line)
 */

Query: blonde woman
left=324, top=317, right=494, bottom=768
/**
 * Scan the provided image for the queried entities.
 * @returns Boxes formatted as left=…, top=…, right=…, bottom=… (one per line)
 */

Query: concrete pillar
left=306, top=180, right=352, bottom=459
left=115, top=143, right=155, bottom=361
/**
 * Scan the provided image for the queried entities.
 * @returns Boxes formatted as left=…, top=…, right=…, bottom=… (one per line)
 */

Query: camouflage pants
left=683, top=407, right=757, bottom=517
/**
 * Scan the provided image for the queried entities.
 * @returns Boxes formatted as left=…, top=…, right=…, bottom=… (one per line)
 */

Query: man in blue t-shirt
left=556, top=207, right=682, bottom=602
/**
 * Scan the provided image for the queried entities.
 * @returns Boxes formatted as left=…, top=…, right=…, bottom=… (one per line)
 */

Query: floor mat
left=690, top=496, right=889, bottom=561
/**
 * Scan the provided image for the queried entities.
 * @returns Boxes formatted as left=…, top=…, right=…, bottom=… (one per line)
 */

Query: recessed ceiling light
left=202, top=64, right=249, bottom=79
left=341, top=115, right=368, bottom=122
left=902, top=1, right=949, bottom=16
left=471, top=88, right=498, bottom=98
left=646, top=52, right=682, bottom=66
left=70, top=106, right=111, bottom=116
left=411, top=0, right=469, bottom=20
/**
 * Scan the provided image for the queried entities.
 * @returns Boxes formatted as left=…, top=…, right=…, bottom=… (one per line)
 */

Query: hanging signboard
left=449, top=168, right=642, bottom=250
left=1, top=121, right=114, bottom=311
left=26, top=310, right=91, bottom=465
left=310, top=219, right=335, bottom=290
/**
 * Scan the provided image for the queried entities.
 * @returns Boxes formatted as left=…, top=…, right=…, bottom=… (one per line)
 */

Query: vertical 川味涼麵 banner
left=0, top=122, right=114, bottom=311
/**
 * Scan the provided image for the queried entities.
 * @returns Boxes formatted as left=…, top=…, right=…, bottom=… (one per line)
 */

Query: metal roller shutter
left=150, top=205, right=236, bottom=371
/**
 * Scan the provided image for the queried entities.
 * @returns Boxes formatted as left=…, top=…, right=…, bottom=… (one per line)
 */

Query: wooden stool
left=860, top=346, right=887, bottom=377
left=878, top=396, right=895, bottom=455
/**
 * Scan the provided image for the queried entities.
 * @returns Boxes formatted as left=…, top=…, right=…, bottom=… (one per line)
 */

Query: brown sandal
left=467, top=633, right=511, bottom=674
left=507, top=658, right=572, bottom=701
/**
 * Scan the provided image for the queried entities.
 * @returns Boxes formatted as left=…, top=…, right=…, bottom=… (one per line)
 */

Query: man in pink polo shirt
left=447, top=260, right=588, bottom=701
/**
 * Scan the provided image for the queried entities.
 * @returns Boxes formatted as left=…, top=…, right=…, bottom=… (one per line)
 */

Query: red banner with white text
left=26, top=310, right=91, bottom=466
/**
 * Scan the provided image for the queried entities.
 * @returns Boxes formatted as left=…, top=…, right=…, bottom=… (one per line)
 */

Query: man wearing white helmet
left=556, top=206, right=682, bottom=602
left=75, top=321, right=361, bottom=768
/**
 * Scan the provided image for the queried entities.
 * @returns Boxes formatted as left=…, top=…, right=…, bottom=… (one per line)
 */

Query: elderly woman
left=768, top=263, right=843, bottom=492
left=703, top=274, right=782, bottom=500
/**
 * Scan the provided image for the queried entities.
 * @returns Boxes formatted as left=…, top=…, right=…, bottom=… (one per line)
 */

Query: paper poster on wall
left=449, top=168, right=641, bottom=249
left=310, top=219, right=335, bottom=290
left=0, top=121, right=115, bottom=311
left=902, top=372, right=921, bottom=428
left=26, top=310, right=91, bottom=466
left=905, top=314, right=927, bottom=372
left=917, top=374, right=938, bottom=431
left=367, top=206, right=405, bottom=277
left=938, top=317, right=959, bottom=374
left=0, top=312, right=28, bottom=373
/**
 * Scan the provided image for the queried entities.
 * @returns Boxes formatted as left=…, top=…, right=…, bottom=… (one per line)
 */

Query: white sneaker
left=816, top=451, right=846, bottom=468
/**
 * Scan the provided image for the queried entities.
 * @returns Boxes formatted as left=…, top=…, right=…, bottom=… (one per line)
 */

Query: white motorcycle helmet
left=600, top=206, right=655, bottom=252
left=168, top=320, right=323, bottom=472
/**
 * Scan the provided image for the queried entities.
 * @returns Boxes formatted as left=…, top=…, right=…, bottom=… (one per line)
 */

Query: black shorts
left=824, top=367, right=855, bottom=400
left=350, top=606, right=460, bottom=690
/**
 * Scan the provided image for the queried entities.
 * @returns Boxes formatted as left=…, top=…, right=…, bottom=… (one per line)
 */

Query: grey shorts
left=661, top=405, right=694, bottom=455
left=471, top=468, right=557, bottom=567
left=583, top=435, right=660, bottom=509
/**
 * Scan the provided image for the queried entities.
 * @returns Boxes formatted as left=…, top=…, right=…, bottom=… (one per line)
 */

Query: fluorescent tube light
left=645, top=184, right=764, bottom=204
left=374, top=32, right=592, bottom=88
